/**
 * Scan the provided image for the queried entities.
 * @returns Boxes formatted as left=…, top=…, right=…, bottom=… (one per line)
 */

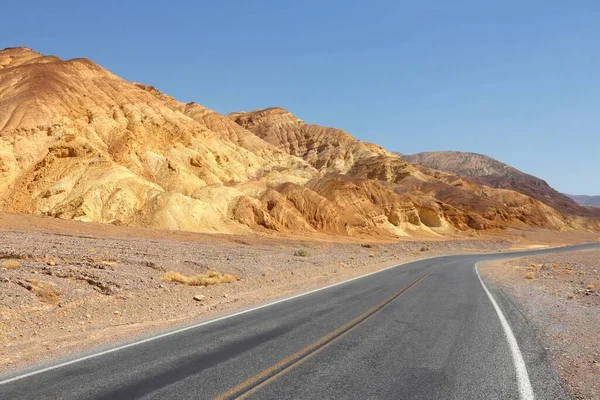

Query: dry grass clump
left=0, top=259, right=21, bottom=269
left=19, top=279, right=60, bottom=304
left=162, top=269, right=238, bottom=287
left=524, top=272, right=535, bottom=280
left=420, top=246, right=430, bottom=252
left=294, top=249, right=309, bottom=257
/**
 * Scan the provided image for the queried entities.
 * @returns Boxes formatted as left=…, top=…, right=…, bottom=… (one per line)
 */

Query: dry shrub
left=0, top=259, right=21, bottom=269
left=524, top=272, right=535, bottom=280
left=552, top=263, right=559, bottom=269
left=20, top=279, right=60, bottom=304
left=294, top=249, right=309, bottom=257
left=525, top=266, right=536, bottom=272
left=162, top=269, right=238, bottom=287
left=420, top=246, right=430, bottom=252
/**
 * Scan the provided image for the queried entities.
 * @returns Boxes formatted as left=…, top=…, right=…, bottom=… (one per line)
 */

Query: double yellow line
left=215, top=268, right=435, bottom=400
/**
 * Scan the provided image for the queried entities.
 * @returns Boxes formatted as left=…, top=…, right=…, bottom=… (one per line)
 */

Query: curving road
left=1, top=243, right=598, bottom=399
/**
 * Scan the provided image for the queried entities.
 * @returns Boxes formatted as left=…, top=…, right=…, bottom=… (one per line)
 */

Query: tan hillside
left=227, top=107, right=421, bottom=183
left=0, top=47, right=597, bottom=237
left=228, top=108, right=388, bottom=172
left=0, top=47, right=454, bottom=237
left=403, top=151, right=600, bottom=218
left=230, top=108, right=600, bottom=232
left=0, top=47, right=315, bottom=233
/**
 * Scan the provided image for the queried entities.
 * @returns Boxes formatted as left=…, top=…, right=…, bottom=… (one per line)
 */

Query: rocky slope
left=403, top=151, right=599, bottom=218
left=0, top=47, right=596, bottom=237
left=229, top=108, right=599, bottom=231
left=567, top=194, right=600, bottom=207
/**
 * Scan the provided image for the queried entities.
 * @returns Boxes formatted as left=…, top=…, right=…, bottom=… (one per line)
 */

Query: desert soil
left=1, top=212, right=598, bottom=374
left=480, top=249, right=600, bottom=399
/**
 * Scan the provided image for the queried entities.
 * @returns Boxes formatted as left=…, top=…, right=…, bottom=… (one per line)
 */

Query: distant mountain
left=567, top=195, right=600, bottom=207
left=402, top=151, right=598, bottom=218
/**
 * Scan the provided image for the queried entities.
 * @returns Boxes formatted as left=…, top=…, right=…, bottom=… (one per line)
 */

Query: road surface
left=1, top=243, right=598, bottom=399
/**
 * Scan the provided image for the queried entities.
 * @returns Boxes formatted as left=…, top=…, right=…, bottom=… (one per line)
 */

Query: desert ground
left=480, top=248, right=600, bottom=399
left=1, top=212, right=598, bottom=373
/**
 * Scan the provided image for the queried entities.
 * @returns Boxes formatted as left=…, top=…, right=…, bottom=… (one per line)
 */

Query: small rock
left=223, top=294, right=228, bottom=298
left=193, top=295, right=206, bottom=301
left=46, top=261, right=56, bottom=266
left=158, top=284, right=164, bottom=288
left=114, top=310, right=120, bottom=315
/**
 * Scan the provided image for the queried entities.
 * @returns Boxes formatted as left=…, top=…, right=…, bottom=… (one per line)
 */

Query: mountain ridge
left=1, top=47, right=598, bottom=237
left=567, top=194, right=600, bottom=207
left=402, top=151, right=598, bottom=218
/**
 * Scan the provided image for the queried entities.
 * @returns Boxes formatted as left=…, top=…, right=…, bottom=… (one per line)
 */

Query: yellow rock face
left=0, top=47, right=596, bottom=237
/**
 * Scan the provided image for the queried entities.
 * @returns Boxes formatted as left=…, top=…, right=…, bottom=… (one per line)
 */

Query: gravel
left=480, top=248, right=600, bottom=399
left=0, top=227, right=509, bottom=372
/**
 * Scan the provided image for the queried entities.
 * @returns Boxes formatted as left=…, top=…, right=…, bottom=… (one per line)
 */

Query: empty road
left=1, top=243, right=598, bottom=399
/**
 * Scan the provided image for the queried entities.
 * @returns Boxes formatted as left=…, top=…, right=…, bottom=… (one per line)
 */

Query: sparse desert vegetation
left=162, top=269, right=238, bottom=287
left=294, top=249, right=309, bottom=257
left=0, top=215, right=518, bottom=372
left=17, top=279, right=60, bottom=304
left=524, top=272, right=535, bottom=279
left=0, top=259, right=21, bottom=269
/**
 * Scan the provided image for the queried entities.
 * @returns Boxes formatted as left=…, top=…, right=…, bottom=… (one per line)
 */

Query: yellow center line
left=214, top=267, right=437, bottom=400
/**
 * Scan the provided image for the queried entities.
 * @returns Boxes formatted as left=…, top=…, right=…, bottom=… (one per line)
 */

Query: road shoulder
left=479, top=248, right=600, bottom=399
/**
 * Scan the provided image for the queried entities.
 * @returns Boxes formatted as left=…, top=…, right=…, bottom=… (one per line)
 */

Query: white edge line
left=475, top=262, right=535, bottom=400
left=0, top=255, right=441, bottom=385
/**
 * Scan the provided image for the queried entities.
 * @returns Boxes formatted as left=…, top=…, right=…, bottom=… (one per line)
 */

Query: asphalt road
left=1, top=243, right=599, bottom=399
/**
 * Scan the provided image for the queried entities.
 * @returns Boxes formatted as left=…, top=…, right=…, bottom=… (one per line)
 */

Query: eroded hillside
left=229, top=108, right=599, bottom=232
left=0, top=47, right=597, bottom=237
left=403, top=151, right=600, bottom=218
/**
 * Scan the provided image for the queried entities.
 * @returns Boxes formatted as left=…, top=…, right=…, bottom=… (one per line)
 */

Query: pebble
left=193, top=295, right=206, bottom=301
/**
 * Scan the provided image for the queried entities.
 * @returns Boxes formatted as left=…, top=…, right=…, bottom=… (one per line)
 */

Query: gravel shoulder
left=480, top=249, right=600, bottom=399
left=0, top=225, right=510, bottom=373
left=1, top=212, right=598, bottom=375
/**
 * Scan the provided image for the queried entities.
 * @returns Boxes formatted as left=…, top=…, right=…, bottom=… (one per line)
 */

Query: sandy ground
left=1, top=212, right=598, bottom=374
left=480, top=249, right=600, bottom=399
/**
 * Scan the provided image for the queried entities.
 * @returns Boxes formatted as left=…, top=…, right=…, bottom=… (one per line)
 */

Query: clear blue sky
left=3, top=1, right=599, bottom=194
